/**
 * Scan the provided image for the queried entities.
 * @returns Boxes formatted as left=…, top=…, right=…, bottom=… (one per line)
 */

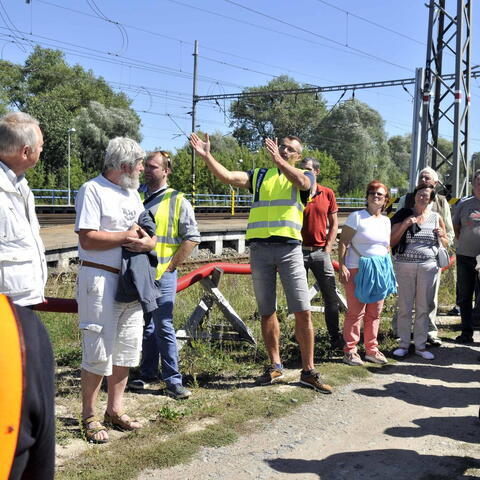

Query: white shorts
left=76, top=266, right=144, bottom=376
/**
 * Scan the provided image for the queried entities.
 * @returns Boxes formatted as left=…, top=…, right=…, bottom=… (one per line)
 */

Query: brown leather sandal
left=81, top=416, right=109, bottom=444
left=103, top=411, right=142, bottom=431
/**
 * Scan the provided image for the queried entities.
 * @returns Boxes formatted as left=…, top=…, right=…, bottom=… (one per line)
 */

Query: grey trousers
left=391, top=269, right=440, bottom=338
left=395, top=260, right=439, bottom=351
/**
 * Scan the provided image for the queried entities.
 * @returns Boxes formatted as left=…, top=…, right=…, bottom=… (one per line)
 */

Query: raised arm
left=265, top=138, right=311, bottom=191
left=190, top=133, right=250, bottom=189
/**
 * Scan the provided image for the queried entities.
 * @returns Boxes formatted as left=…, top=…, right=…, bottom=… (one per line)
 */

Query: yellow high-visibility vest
left=153, top=188, right=183, bottom=279
left=246, top=168, right=305, bottom=241
left=0, top=295, right=23, bottom=479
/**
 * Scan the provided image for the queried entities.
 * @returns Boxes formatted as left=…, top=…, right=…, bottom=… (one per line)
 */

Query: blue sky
left=2, top=0, right=479, bottom=155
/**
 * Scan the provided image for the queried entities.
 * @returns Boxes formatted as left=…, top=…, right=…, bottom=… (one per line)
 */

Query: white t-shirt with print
left=344, top=209, right=391, bottom=268
left=75, top=174, right=144, bottom=269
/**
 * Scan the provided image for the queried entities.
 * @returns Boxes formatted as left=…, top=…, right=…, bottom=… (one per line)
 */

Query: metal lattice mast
left=420, top=0, right=472, bottom=197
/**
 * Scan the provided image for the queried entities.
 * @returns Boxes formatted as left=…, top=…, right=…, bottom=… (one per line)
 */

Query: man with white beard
left=75, top=137, right=156, bottom=443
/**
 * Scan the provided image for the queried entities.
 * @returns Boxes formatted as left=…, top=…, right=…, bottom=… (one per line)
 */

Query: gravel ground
left=139, top=335, right=480, bottom=480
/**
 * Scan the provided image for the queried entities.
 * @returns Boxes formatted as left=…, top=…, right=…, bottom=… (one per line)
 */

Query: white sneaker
left=415, top=349, right=435, bottom=360
left=393, top=348, right=409, bottom=357
left=365, top=351, right=388, bottom=364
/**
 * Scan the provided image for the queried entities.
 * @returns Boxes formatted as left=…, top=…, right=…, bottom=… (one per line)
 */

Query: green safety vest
left=246, top=168, right=305, bottom=241
left=152, top=188, right=183, bottom=279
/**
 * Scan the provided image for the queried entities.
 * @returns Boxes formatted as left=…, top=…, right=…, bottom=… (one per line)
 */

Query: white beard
left=119, top=172, right=140, bottom=190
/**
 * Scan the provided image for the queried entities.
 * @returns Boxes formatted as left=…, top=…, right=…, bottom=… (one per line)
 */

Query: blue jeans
left=456, top=254, right=477, bottom=337
left=139, top=270, right=182, bottom=386
left=303, top=248, right=340, bottom=340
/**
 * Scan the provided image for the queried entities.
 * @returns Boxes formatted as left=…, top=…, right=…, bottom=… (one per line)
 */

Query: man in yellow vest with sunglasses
left=190, top=133, right=332, bottom=394
left=128, top=151, right=200, bottom=399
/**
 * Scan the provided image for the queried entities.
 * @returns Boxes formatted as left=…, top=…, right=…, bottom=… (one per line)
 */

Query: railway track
left=38, top=208, right=354, bottom=227
left=179, top=253, right=250, bottom=270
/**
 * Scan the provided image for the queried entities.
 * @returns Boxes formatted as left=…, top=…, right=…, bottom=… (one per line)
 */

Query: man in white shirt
left=0, top=112, right=47, bottom=307
left=75, top=137, right=155, bottom=443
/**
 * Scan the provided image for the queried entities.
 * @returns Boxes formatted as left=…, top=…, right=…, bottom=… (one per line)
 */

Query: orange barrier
left=34, top=262, right=253, bottom=313
left=176, top=262, right=251, bottom=292
left=31, top=256, right=455, bottom=314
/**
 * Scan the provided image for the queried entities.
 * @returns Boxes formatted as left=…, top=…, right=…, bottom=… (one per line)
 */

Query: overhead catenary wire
left=0, top=0, right=28, bottom=52
left=0, top=27, right=247, bottom=90
left=166, top=0, right=412, bottom=73
left=312, top=0, right=426, bottom=46
left=221, top=0, right=413, bottom=72
left=35, top=0, right=415, bottom=88
left=86, top=0, right=129, bottom=54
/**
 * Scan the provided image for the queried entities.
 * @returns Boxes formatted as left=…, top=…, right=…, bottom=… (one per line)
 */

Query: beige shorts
left=76, top=266, right=144, bottom=376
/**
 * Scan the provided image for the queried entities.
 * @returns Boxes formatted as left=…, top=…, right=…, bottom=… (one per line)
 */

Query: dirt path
left=139, top=337, right=480, bottom=480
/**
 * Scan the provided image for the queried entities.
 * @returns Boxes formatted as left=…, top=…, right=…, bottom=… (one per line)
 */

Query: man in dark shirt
left=300, top=158, right=343, bottom=349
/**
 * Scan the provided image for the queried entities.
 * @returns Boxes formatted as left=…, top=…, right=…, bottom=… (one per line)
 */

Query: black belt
left=302, top=246, right=325, bottom=252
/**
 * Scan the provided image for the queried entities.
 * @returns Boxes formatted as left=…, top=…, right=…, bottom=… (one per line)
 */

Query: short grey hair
left=103, top=137, right=145, bottom=172
left=300, top=157, right=320, bottom=171
left=418, top=166, right=439, bottom=183
left=0, top=112, right=40, bottom=155
left=472, top=169, right=480, bottom=183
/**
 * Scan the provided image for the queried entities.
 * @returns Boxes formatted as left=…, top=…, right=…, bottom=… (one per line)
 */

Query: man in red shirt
left=301, top=158, right=343, bottom=349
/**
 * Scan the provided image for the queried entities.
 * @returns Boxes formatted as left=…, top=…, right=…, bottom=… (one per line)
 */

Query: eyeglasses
left=368, top=191, right=385, bottom=198
left=279, top=144, right=299, bottom=154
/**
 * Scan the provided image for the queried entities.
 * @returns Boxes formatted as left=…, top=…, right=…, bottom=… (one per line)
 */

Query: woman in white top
left=390, top=182, right=449, bottom=360
left=338, top=180, right=392, bottom=366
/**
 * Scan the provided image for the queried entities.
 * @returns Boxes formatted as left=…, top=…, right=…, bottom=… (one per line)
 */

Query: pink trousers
left=343, top=268, right=385, bottom=355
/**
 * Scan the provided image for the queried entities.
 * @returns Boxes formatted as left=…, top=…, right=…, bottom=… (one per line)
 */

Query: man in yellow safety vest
left=128, top=151, right=200, bottom=399
left=190, top=133, right=332, bottom=393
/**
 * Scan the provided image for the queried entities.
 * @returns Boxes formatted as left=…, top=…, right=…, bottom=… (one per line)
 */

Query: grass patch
left=40, top=264, right=460, bottom=478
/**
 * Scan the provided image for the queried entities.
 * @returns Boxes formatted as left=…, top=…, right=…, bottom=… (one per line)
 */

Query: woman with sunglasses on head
left=338, top=180, right=396, bottom=366
left=390, top=182, right=449, bottom=360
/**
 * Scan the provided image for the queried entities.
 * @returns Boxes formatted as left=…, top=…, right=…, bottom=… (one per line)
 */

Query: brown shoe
left=81, top=416, right=108, bottom=444
left=104, top=411, right=142, bottom=431
left=255, top=366, right=284, bottom=385
left=300, top=370, right=333, bottom=394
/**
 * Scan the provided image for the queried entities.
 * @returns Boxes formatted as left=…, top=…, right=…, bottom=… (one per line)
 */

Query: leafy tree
left=230, top=75, right=327, bottom=150
left=302, top=149, right=340, bottom=192
left=74, top=101, right=142, bottom=172
left=25, top=162, right=56, bottom=190
left=0, top=46, right=140, bottom=185
left=314, top=99, right=394, bottom=195
left=388, top=135, right=410, bottom=174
